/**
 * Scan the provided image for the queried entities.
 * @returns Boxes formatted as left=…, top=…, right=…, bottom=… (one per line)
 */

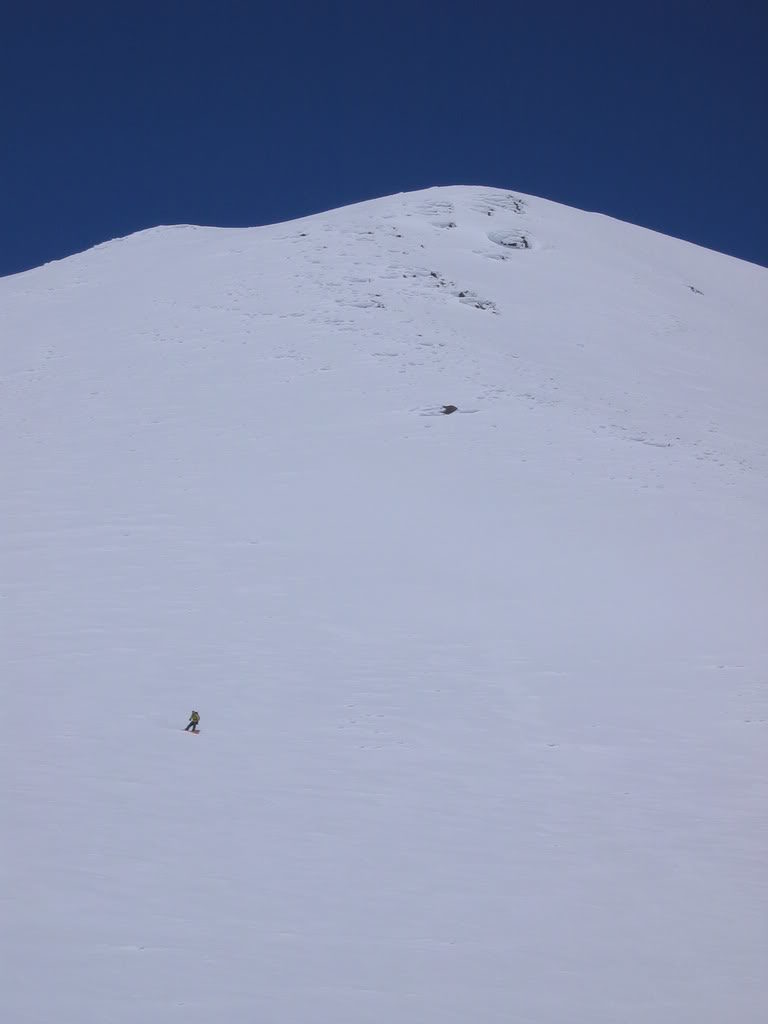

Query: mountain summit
left=4, top=187, right=767, bottom=1023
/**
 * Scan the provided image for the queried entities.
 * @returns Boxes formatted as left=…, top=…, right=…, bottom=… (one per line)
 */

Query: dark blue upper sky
left=1, top=0, right=766, bottom=277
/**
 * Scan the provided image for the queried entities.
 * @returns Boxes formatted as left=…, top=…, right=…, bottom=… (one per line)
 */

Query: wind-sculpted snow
left=2, top=186, right=767, bottom=1024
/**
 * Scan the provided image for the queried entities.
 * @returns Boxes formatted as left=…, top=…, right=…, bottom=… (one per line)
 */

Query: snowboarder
left=184, top=710, right=200, bottom=733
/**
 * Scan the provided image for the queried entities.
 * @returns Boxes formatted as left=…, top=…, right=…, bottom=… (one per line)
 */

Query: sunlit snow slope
left=2, top=187, right=767, bottom=1023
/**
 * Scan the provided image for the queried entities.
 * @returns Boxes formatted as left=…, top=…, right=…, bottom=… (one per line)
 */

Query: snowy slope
left=2, top=186, right=767, bottom=1024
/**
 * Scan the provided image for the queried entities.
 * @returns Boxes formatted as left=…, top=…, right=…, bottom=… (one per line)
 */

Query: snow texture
left=2, top=186, right=767, bottom=1023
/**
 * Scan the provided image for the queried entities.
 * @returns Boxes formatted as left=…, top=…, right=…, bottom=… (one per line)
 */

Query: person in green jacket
left=184, top=710, right=200, bottom=733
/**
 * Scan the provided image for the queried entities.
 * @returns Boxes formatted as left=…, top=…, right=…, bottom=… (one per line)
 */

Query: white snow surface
left=2, top=186, right=767, bottom=1023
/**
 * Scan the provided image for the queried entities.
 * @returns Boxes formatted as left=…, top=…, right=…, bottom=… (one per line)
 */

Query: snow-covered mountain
left=3, top=186, right=767, bottom=1024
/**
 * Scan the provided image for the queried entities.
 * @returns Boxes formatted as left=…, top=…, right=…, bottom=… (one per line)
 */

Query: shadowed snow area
left=2, top=186, right=767, bottom=1023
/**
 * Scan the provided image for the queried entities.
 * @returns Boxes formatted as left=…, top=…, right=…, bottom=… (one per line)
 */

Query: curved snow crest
left=6, top=185, right=768, bottom=287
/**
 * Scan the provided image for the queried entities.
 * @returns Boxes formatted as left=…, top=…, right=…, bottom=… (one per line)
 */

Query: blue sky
left=1, top=0, right=766, bottom=277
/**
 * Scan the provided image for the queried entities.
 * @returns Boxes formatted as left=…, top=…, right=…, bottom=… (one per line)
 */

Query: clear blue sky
left=1, top=0, right=766, bottom=277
